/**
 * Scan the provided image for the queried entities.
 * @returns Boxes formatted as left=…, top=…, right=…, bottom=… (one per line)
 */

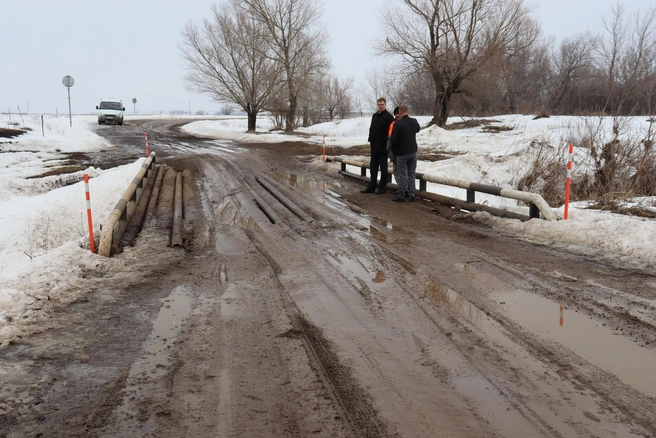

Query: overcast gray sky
left=0, top=0, right=649, bottom=115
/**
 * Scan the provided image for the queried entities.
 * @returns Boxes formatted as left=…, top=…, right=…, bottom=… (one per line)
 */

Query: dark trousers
left=367, top=151, right=389, bottom=191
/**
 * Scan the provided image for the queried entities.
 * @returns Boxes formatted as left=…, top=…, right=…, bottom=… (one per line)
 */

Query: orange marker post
left=322, top=134, right=326, bottom=161
left=559, top=305, right=564, bottom=326
left=564, top=143, right=573, bottom=219
left=84, top=174, right=96, bottom=254
left=144, top=132, right=150, bottom=157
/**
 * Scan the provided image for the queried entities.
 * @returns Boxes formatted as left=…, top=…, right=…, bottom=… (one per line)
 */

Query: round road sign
left=62, top=75, right=75, bottom=88
left=132, top=98, right=137, bottom=104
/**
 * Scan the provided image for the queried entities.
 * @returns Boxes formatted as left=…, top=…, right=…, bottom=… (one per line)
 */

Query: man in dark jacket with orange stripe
left=390, top=104, right=420, bottom=202
left=361, top=97, right=394, bottom=194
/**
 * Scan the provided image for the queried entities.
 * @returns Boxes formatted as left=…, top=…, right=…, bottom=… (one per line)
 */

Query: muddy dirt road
left=1, top=118, right=656, bottom=437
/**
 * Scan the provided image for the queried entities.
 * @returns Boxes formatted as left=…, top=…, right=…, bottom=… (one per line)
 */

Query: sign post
left=62, top=75, right=74, bottom=127
left=132, top=97, right=137, bottom=115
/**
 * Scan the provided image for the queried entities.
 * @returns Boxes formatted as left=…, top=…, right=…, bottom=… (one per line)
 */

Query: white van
left=96, top=98, right=125, bottom=125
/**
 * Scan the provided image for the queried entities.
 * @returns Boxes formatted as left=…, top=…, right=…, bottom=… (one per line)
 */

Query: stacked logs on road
left=115, top=164, right=199, bottom=255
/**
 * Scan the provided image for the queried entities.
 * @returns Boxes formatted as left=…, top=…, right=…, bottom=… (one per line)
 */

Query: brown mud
left=1, top=118, right=654, bottom=437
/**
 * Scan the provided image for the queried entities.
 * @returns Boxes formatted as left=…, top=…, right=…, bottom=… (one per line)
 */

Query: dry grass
left=445, top=118, right=513, bottom=133
left=0, top=127, right=29, bottom=138
left=586, top=198, right=656, bottom=218
left=27, top=166, right=88, bottom=179
left=515, top=116, right=656, bottom=215
left=515, top=140, right=566, bottom=207
left=417, top=151, right=460, bottom=162
left=481, top=125, right=514, bottom=133
left=445, top=118, right=502, bottom=130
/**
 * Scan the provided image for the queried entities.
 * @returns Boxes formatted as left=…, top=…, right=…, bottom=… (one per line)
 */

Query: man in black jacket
left=390, top=104, right=420, bottom=202
left=361, top=97, right=394, bottom=194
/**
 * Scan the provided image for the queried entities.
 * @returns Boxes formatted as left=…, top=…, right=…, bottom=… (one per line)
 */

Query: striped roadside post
left=322, top=134, right=326, bottom=161
left=84, top=174, right=96, bottom=253
left=144, top=132, right=150, bottom=157
left=564, top=143, right=574, bottom=220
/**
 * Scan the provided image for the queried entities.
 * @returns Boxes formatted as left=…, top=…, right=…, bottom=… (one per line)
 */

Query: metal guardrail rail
left=327, top=156, right=558, bottom=221
left=98, top=153, right=157, bottom=257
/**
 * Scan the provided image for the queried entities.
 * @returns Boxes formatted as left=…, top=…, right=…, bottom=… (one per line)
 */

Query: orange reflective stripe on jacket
left=388, top=120, right=396, bottom=137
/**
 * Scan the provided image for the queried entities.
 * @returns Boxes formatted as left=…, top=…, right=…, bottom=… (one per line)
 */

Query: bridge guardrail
left=98, top=153, right=157, bottom=257
left=328, top=156, right=557, bottom=221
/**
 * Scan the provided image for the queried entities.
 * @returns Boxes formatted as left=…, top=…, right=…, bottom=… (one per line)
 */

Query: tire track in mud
left=235, top=159, right=656, bottom=436
left=197, top=152, right=497, bottom=436
left=212, top=156, right=549, bottom=435
left=215, top=189, right=500, bottom=434
left=245, top=231, right=397, bottom=438
left=344, top=201, right=656, bottom=437
left=304, top=232, right=561, bottom=437
left=197, top=154, right=396, bottom=437
left=79, top=119, right=656, bottom=436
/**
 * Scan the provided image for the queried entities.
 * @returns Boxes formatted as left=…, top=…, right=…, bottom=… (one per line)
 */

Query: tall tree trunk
left=247, top=111, right=257, bottom=132
left=438, top=92, right=452, bottom=127
left=429, top=83, right=443, bottom=127
left=286, top=94, right=297, bottom=133
left=302, top=106, right=309, bottom=127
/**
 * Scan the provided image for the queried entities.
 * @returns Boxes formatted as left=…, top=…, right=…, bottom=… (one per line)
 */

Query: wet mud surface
left=1, top=118, right=655, bottom=437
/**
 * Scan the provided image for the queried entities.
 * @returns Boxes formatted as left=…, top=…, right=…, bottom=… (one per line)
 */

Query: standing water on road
left=493, top=289, right=656, bottom=398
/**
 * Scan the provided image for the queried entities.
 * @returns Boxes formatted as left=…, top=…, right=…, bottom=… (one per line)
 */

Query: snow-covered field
left=1, top=112, right=655, bottom=345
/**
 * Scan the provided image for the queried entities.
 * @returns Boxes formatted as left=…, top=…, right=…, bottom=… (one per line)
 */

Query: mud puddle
left=213, top=194, right=260, bottom=230
left=492, top=289, right=656, bottom=398
left=422, top=282, right=485, bottom=324
left=422, top=281, right=645, bottom=436
left=267, top=171, right=348, bottom=210
left=109, top=286, right=194, bottom=427
left=206, top=140, right=246, bottom=154
left=324, top=247, right=388, bottom=294
left=347, top=216, right=405, bottom=242
left=417, top=282, right=549, bottom=435
left=365, top=216, right=405, bottom=241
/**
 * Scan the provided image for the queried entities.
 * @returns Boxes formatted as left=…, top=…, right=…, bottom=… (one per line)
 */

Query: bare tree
left=379, top=0, right=535, bottom=127
left=599, top=4, right=656, bottom=116
left=319, top=75, right=354, bottom=120
left=297, top=72, right=323, bottom=127
left=360, top=69, right=401, bottom=112
left=220, top=104, right=235, bottom=115
left=336, top=92, right=353, bottom=119
left=544, top=34, right=597, bottom=113
left=240, top=0, right=330, bottom=132
left=350, top=92, right=367, bottom=117
left=497, top=19, right=548, bottom=113
left=180, top=3, right=283, bottom=131
left=397, top=71, right=435, bottom=115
